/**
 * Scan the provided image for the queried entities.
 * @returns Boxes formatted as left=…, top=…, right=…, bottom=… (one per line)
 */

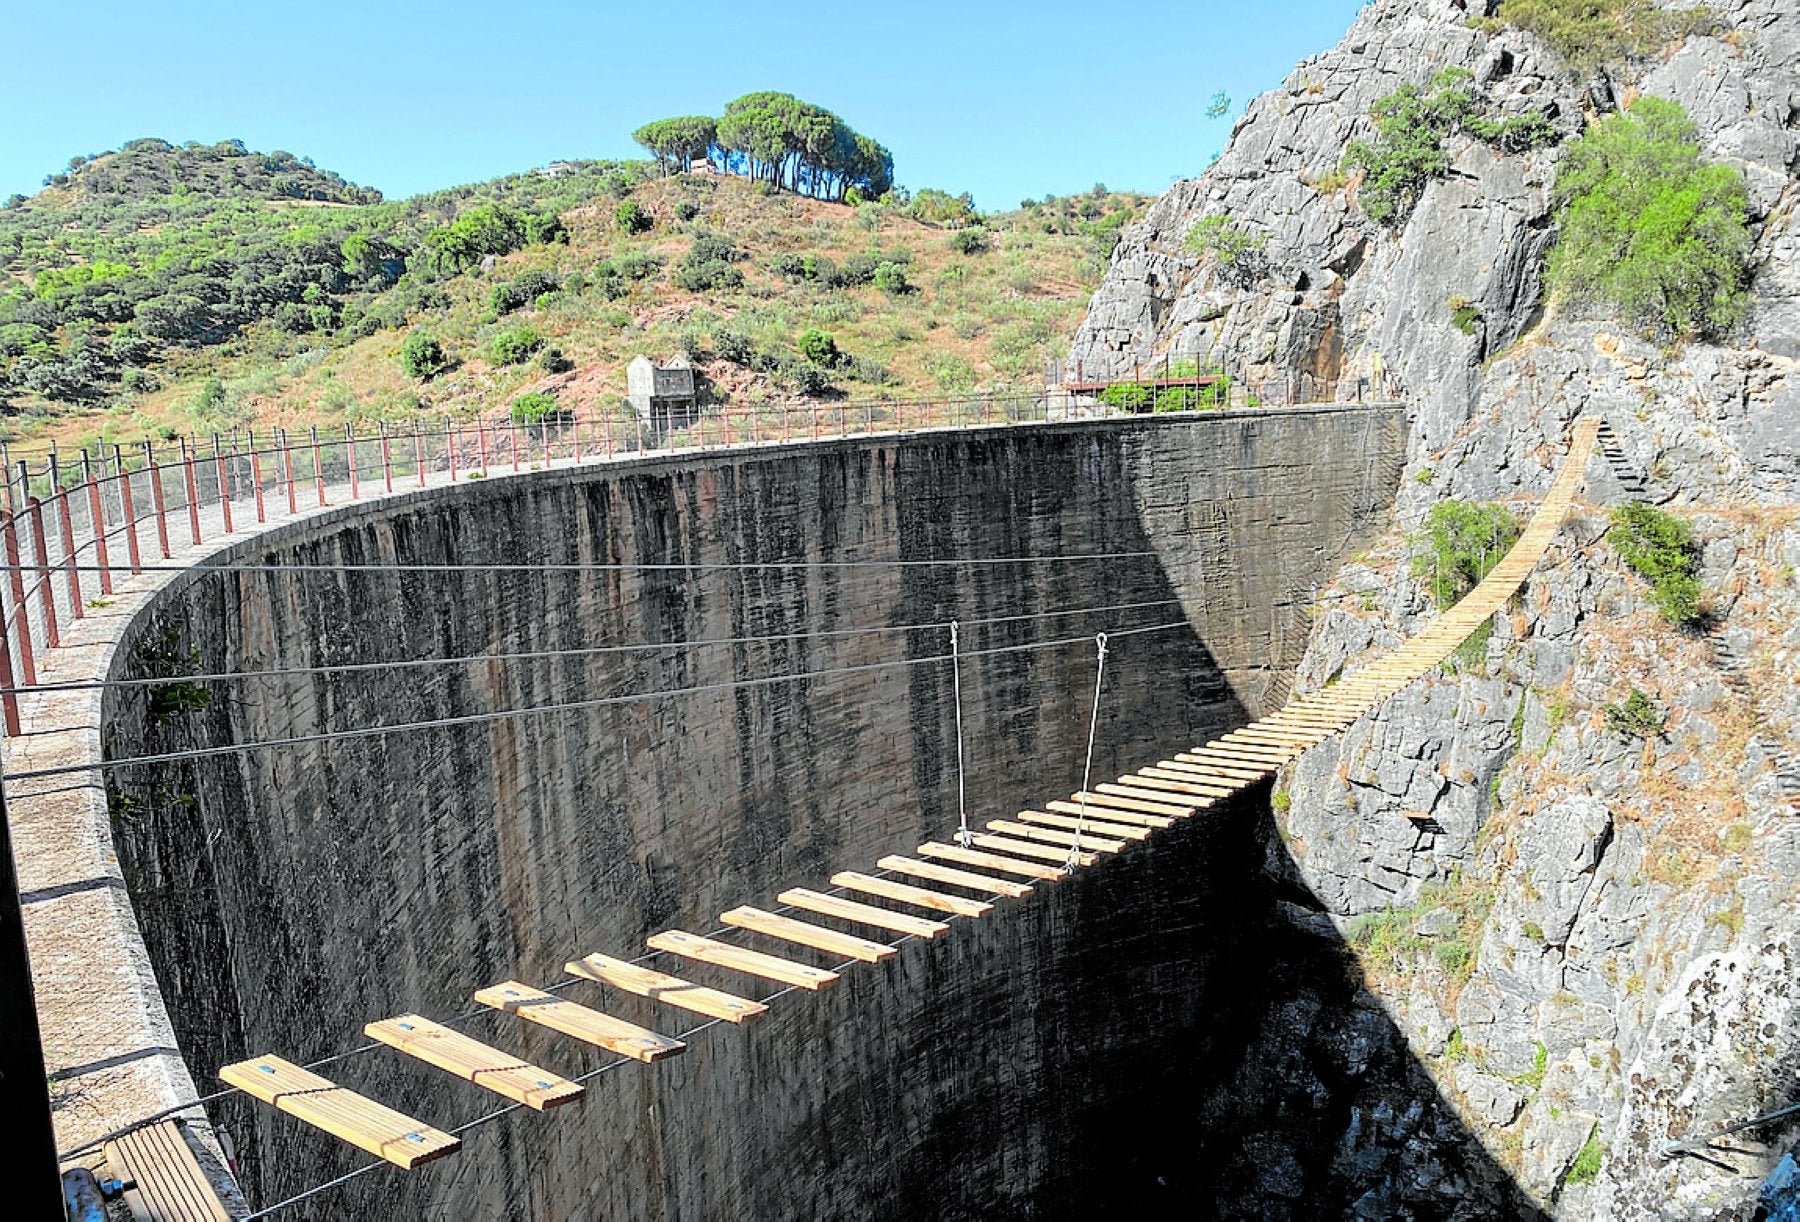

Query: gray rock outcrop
left=1074, top=0, right=1800, bottom=1214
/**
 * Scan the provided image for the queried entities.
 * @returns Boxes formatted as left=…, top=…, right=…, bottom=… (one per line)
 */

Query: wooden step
left=105, top=1121, right=232, bottom=1222
left=831, top=870, right=996, bottom=917
left=646, top=930, right=841, bottom=990
left=1070, top=789, right=1197, bottom=817
left=1153, top=759, right=1268, bottom=782
left=970, top=832, right=1100, bottom=867
left=365, top=1015, right=583, bottom=1111
left=1106, top=775, right=1235, bottom=799
left=918, top=841, right=1066, bottom=880
left=564, top=952, right=768, bottom=1023
left=1041, top=800, right=1172, bottom=828
left=722, top=905, right=897, bottom=963
left=986, top=818, right=1127, bottom=852
left=873, top=856, right=1031, bottom=899
left=777, top=888, right=953, bottom=938
left=475, top=982, right=686, bottom=1062
left=1015, top=809, right=1151, bottom=840
left=219, top=1054, right=461, bottom=1170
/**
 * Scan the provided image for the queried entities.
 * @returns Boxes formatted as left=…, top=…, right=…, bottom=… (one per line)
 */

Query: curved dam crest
left=41, top=407, right=1407, bottom=1215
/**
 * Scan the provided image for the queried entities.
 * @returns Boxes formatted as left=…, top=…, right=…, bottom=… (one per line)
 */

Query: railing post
left=0, top=587, right=18, bottom=735
left=247, top=429, right=266, bottom=524
left=212, top=433, right=233, bottom=535
left=311, top=426, right=326, bottom=507
left=82, top=454, right=112, bottom=596
left=54, top=489, right=82, bottom=620
left=447, top=418, right=458, bottom=482
left=380, top=422, right=393, bottom=493
left=181, top=438, right=202, bottom=545
left=573, top=417, right=583, bottom=464
left=145, top=443, right=170, bottom=559
left=26, top=497, right=58, bottom=647
left=281, top=429, right=298, bottom=516
left=415, top=424, right=426, bottom=488
left=346, top=423, right=360, bottom=501
left=541, top=418, right=552, bottom=467
left=478, top=420, right=490, bottom=474
left=604, top=413, right=613, bottom=459
left=112, top=445, right=142, bottom=575
left=3, top=511, right=37, bottom=687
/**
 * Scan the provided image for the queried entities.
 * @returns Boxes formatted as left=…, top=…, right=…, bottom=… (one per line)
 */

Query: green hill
left=0, top=134, right=1146, bottom=450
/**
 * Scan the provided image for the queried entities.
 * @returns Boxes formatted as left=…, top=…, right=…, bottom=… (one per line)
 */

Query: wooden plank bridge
left=186, top=420, right=1606, bottom=1203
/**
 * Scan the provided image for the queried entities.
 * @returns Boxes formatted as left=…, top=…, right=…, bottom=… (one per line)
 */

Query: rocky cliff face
left=1073, top=0, right=1800, bottom=1214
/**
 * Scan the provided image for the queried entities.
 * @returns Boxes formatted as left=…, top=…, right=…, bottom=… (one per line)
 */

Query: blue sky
left=3, top=0, right=1362, bottom=209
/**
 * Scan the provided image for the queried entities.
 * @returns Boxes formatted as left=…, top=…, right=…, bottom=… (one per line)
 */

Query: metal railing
left=0, top=385, right=1383, bottom=737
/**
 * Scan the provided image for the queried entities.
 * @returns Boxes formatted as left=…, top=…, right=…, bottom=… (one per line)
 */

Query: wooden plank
left=721, top=905, right=897, bottom=963
left=778, top=888, right=952, bottom=938
left=970, top=832, right=1100, bottom=866
left=646, top=930, right=842, bottom=991
left=564, top=953, right=768, bottom=1024
left=1192, top=743, right=1292, bottom=763
left=1154, top=759, right=1269, bottom=781
left=875, top=855, right=1032, bottom=899
left=220, top=1055, right=461, bottom=1170
left=1070, top=789, right=1198, bottom=817
left=1042, top=800, right=1172, bottom=828
left=365, top=1015, right=583, bottom=1111
left=986, top=819, right=1127, bottom=852
left=1104, top=774, right=1235, bottom=799
left=918, top=841, right=1066, bottom=880
left=474, top=981, right=687, bottom=1062
left=107, top=1121, right=232, bottom=1222
left=833, top=870, right=996, bottom=916
left=1016, top=810, right=1151, bottom=840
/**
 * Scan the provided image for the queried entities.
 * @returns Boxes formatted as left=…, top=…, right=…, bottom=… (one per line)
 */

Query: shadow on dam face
left=88, top=409, right=1535, bottom=1216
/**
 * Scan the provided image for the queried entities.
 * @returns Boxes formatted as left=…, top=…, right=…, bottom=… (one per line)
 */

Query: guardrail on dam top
left=5, top=402, right=1407, bottom=1217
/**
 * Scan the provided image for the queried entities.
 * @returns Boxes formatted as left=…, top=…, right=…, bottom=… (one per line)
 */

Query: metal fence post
left=144, top=443, right=169, bottom=559
left=447, top=418, right=458, bottom=482
left=180, top=439, right=202, bottom=545
left=247, top=430, right=266, bottom=524
left=3, top=511, right=37, bottom=686
left=346, top=423, right=360, bottom=501
left=26, top=497, right=57, bottom=647
left=55, top=489, right=82, bottom=620
left=380, top=421, right=394, bottom=494
left=212, top=433, right=233, bottom=535
left=82, top=454, right=112, bottom=596
left=415, top=424, right=426, bottom=488
left=311, top=426, right=327, bottom=507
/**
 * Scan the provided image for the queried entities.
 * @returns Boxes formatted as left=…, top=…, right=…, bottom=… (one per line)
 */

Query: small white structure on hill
left=627, top=354, right=697, bottom=426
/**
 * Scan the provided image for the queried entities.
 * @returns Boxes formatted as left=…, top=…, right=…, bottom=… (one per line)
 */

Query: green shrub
left=399, top=330, right=447, bottom=380
left=1411, top=500, right=1521, bottom=608
left=1565, top=1129, right=1603, bottom=1186
left=510, top=391, right=562, bottom=424
left=1448, top=295, right=1483, bottom=335
left=676, top=260, right=744, bottom=292
left=712, top=329, right=753, bottom=364
left=489, top=268, right=559, bottom=315
left=1476, top=0, right=1713, bottom=74
left=1549, top=98, right=1750, bottom=339
left=770, top=252, right=808, bottom=280
left=797, top=328, right=840, bottom=366
left=539, top=346, right=573, bottom=374
left=1608, top=502, right=1702, bottom=622
left=1185, top=216, right=1270, bottom=288
left=614, top=199, right=652, bottom=234
left=490, top=324, right=543, bottom=365
left=949, top=227, right=991, bottom=255
left=1344, top=67, right=1559, bottom=224
left=1604, top=688, right=1665, bottom=739
left=873, top=261, right=911, bottom=294
left=674, top=199, right=702, bottom=222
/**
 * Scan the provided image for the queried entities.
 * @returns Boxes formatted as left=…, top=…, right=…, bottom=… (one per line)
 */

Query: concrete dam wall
left=97, top=407, right=1405, bottom=1217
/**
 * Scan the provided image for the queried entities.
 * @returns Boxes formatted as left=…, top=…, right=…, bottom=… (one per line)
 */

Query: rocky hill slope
left=1072, top=0, right=1799, bottom=1215
left=1, top=137, right=1144, bottom=449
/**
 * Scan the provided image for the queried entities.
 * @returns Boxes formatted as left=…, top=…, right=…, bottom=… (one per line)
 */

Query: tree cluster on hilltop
left=633, top=92, right=894, bottom=202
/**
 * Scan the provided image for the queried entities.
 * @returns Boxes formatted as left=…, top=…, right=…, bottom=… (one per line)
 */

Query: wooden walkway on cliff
left=206, top=418, right=1602, bottom=1194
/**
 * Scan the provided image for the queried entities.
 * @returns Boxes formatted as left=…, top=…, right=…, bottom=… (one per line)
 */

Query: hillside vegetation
left=0, top=135, right=1146, bottom=449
